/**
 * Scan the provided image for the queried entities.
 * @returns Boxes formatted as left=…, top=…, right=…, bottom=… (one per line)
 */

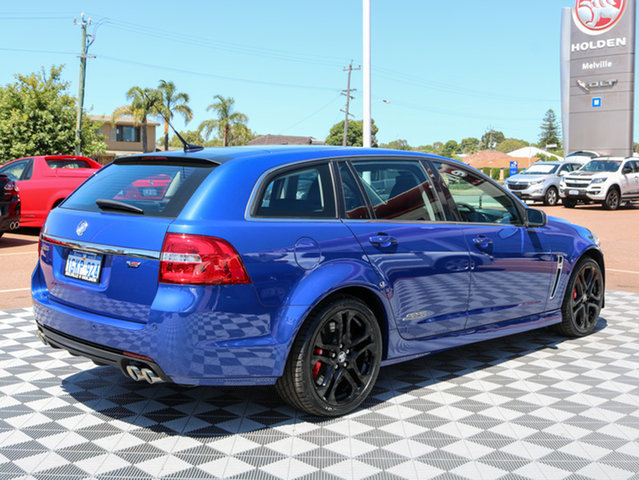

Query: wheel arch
left=578, top=247, right=606, bottom=307
left=310, top=286, right=391, bottom=361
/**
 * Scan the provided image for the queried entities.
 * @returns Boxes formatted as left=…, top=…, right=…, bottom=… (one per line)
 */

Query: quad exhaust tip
left=125, top=365, right=164, bottom=384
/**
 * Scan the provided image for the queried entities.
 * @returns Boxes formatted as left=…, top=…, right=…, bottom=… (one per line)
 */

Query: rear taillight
left=3, top=181, right=18, bottom=196
left=159, top=233, right=251, bottom=285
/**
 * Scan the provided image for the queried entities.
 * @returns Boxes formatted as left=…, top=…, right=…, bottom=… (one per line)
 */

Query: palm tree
left=199, top=95, right=248, bottom=147
left=157, top=80, right=193, bottom=151
left=112, top=86, right=162, bottom=153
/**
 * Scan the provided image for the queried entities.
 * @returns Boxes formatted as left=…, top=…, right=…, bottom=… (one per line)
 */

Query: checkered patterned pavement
left=1, top=291, right=638, bottom=479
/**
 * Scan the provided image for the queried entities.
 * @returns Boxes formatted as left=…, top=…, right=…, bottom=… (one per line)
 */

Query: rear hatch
left=39, top=156, right=216, bottom=323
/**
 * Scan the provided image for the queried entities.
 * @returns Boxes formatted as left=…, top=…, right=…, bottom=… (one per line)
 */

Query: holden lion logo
left=76, top=220, right=88, bottom=237
left=574, top=0, right=625, bottom=35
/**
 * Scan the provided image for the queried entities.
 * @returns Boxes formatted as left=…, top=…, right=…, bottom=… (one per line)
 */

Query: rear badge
left=76, top=220, right=88, bottom=237
left=126, top=261, right=142, bottom=268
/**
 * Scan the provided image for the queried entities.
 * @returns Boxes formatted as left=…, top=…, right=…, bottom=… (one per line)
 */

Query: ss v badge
left=126, top=261, right=142, bottom=268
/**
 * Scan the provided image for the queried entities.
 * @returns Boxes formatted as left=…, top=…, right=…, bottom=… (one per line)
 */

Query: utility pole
left=341, top=61, right=360, bottom=146
left=74, top=12, right=95, bottom=155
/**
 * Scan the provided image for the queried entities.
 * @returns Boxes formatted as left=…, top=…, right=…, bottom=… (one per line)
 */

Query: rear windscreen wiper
left=95, top=199, right=144, bottom=214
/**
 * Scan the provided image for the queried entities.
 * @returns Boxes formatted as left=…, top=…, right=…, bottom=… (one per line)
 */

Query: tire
left=603, top=188, right=620, bottom=210
left=544, top=187, right=559, bottom=206
left=556, top=258, right=603, bottom=337
left=0, top=232, right=3, bottom=239
left=562, top=198, right=577, bottom=208
left=276, top=296, right=382, bottom=417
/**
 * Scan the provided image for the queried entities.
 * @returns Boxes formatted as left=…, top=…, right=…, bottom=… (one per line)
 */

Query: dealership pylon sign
left=561, top=0, right=636, bottom=156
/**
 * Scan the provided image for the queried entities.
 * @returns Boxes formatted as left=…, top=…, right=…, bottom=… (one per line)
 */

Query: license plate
left=64, top=251, right=103, bottom=283
left=569, top=189, right=580, bottom=195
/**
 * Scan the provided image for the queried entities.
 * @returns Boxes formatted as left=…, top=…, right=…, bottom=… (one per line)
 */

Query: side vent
left=549, top=255, right=564, bottom=300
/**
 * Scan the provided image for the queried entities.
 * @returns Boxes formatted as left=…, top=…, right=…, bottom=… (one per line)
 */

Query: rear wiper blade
left=95, top=199, right=144, bottom=214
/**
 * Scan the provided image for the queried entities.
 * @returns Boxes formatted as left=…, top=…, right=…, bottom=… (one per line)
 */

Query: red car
left=0, top=155, right=101, bottom=228
left=0, top=174, right=20, bottom=238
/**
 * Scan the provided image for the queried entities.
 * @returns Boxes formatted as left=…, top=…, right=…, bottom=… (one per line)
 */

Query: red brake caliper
left=312, top=348, right=323, bottom=378
left=573, top=288, right=577, bottom=300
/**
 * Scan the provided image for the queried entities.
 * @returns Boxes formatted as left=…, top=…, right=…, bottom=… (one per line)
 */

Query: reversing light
left=159, top=233, right=251, bottom=285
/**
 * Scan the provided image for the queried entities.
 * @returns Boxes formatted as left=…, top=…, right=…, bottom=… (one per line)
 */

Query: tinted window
left=338, top=162, right=370, bottom=219
left=435, top=162, right=521, bottom=225
left=61, top=159, right=214, bottom=218
left=0, top=159, right=32, bottom=181
left=256, top=163, right=336, bottom=218
left=46, top=159, right=91, bottom=169
left=581, top=160, right=621, bottom=172
left=351, top=160, right=445, bottom=221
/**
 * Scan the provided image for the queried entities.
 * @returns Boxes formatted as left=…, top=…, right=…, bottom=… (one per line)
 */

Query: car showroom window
left=338, top=162, right=371, bottom=219
left=434, top=161, right=521, bottom=225
left=256, top=163, right=336, bottom=218
left=350, top=160, right=445, bottom=221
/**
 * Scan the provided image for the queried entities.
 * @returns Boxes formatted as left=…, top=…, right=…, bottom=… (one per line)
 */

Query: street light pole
left=362, top=0, right=371, bottom=148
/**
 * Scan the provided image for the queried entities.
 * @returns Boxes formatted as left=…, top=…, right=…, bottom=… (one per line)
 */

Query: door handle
left=369, top=234, right=397, bottom=248
left=472, top=235, right=493, bottom=250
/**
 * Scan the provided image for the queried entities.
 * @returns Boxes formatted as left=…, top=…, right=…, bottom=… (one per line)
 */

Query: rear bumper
left=32, top=263, right=295, bottom=386
left=36, top=322, right=171, bottom=382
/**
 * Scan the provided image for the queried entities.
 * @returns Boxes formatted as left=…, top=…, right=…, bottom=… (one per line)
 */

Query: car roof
left=121, top=145, right=461, bottom=169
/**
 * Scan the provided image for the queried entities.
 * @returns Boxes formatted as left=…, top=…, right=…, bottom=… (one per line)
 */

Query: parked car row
left=506, top=151, right=639, bottom=210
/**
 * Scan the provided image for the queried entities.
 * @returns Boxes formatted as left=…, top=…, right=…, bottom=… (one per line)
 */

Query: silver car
left=505, top=161, right=584, bottom=206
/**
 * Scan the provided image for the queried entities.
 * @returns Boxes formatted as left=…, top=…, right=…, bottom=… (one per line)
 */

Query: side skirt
left=382, top=310, right=562, bottom=367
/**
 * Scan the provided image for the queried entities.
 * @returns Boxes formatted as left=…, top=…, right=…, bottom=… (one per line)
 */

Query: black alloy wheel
left=562, top=198, right=577, bottom=208
left=544, top=187, right=559, bottom=206
left=557, top=258, right=603, bottom=337
left=603, top=188, right=620, bottom=210
left=276, top=297, right=382, bottom=416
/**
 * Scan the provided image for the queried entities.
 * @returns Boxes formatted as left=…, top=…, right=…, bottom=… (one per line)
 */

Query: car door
left=338, top=158, right=471, bottom=340
left=619, top=160, right=635, bottom=196
left=432, top=161, right=556, bottom=329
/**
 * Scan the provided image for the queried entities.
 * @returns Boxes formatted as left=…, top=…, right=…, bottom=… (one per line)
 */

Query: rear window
left=60, top=159, right=215, bottom=218
left=46, top=159, right=91, bottom=169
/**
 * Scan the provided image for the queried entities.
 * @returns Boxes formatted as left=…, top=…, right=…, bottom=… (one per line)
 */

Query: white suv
left=560, top=157, right=639, bottom=210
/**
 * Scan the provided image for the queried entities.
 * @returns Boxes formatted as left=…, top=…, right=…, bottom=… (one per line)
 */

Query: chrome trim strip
left=41, top=234, right=160, bottom=260
left=549, top=254, right=564, bottom=300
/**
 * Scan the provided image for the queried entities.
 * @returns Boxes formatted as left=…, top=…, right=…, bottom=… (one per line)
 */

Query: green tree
left=326, top=119, right=379, bottom=147
left=442, top=139, right=459, bottom=157
left=481, top=129, right=505, bottom=150
left=538, top=109, right=561, bottom=150
left=381, top=139, right=411, bottom=150
left=0, top=65, right=106, bottom=159
left=496, top=138, right=529, bottom=153
left=199, top=95, right=248, bottom=147
left=157, top=80, right=193, bottom=151
left=459, top=137, right=480, bottom=154
left=113, top=86, right=163, bottom=153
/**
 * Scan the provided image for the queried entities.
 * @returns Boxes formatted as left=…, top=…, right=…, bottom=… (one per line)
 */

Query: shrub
left=491, top=168, right=501, bottom=181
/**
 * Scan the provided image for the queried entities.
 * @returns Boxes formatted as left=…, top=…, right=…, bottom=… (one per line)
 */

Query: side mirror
left=526, top=208, right=547, bottom=228
left=622, top=166, right=632, bottom=174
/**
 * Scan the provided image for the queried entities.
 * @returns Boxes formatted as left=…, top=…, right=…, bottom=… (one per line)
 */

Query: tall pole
left=362, top=0, right=371, bottom=148
left=74, top=13, right=93, bottom=155
left=342, top=61, right=360, bottom=146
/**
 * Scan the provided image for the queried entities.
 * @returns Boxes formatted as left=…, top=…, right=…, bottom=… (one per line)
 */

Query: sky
left=0, top=1, right=635, bottom=148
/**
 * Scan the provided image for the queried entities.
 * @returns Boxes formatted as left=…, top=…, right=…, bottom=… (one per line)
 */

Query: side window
left=0, top=159, right=31, bottom=181
left=338, top=163, right=371, bottom=219
left=434, top=161, right=521, bottom=225
left=256, top=163, right=336, bottom=218
left=351, top=160, right=445, bottom=221
left=558, top=164, right=569, bottom=174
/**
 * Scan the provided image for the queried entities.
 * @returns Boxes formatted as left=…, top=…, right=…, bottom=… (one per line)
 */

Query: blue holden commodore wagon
left=32, top=146, right=604, bottom=416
